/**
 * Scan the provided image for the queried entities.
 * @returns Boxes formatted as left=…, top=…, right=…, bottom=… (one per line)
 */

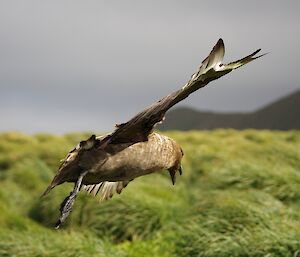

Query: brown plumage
left=42, top=39, right=265, bottom=228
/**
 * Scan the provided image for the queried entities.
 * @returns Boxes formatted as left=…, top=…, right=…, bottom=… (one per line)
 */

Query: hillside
left=0, top=130, right=300, bottom=256
left=159, top=89, right=300, bottom=130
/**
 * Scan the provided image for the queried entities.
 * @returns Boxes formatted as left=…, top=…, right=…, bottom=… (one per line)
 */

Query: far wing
left=82, top=180, right=132, bottom=201
left=101, top=39, right=265, bottom=146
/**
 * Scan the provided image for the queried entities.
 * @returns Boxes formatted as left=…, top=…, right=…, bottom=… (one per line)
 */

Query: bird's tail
left=41, top=182, right=58, bottom=197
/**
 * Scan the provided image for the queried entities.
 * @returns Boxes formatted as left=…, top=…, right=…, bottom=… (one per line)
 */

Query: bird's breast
left=84, top=133, right=182, bottom=183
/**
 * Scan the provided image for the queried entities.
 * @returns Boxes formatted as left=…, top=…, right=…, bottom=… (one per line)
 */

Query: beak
left=179, top=165, right=183, bottom=176
left=168, top=169, right=176, bottom=185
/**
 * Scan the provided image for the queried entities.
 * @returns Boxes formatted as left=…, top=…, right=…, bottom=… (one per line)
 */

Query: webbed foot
left=55, top=192, right=77, bottom=229
left=54, top=170, right=88, bottom=229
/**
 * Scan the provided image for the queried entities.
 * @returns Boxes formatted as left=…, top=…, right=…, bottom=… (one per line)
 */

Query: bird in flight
left=42, top=39, right=264, bottom=228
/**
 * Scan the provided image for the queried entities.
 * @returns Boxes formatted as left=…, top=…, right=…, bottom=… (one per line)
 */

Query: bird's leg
left=55, top=170, right=88, bottom=229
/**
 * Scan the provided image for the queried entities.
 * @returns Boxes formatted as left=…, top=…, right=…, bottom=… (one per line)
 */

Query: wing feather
left=104, top=38, right=264, bottom=145
left=82, top=181, right=131, bottom=201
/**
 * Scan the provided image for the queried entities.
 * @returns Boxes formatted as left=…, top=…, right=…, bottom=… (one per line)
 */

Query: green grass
left=0, top=130, right=300, bottom=257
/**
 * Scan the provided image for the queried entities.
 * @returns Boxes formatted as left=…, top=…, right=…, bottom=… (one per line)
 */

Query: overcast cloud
left=0, top=0, right=299, bottom=133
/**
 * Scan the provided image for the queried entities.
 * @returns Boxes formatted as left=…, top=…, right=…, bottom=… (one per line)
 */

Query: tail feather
left=41, top=182, right=59, bottom=197
left=41, top=185, right=54, bottom=197
left=41, top=173, right=63, bottom=197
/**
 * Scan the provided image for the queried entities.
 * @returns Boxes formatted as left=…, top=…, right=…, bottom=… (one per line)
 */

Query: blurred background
left=0, top=0, right=299, bottom=133
left=1, top=1, right=300, bottom=257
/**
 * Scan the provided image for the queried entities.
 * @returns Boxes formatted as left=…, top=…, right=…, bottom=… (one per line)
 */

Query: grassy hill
left=0, top=130, right=300, bottom=257
left=159, top=89, right=300, bottom=130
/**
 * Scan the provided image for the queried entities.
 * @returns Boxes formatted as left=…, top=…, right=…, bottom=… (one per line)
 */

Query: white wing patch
left=82, top=181, right=131, bottom=201
left=198, top=38, right=225, bottom=75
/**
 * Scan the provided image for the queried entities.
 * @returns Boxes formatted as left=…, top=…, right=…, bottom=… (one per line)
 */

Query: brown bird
left=42, top=39, right=265, bottom=228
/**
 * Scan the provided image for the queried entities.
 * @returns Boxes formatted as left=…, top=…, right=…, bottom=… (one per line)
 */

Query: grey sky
left=0, top=0, right=299, bottom=133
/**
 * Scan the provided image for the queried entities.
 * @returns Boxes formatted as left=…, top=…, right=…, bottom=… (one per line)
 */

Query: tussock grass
left=0, top=227, right=118, bottom=257
left=0, top=130, right=300, bottom=256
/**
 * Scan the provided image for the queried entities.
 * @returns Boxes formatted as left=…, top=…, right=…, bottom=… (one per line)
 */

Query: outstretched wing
left=102, top=39, right=265, bottom=145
